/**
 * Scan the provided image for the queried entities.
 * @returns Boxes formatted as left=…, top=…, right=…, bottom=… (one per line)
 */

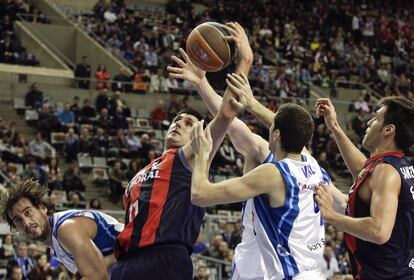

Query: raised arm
left=57, top=217, right=108, bottom=280
left=315, top=98, right=367, bottom=177
left=168, top=22, right=269, bottom=164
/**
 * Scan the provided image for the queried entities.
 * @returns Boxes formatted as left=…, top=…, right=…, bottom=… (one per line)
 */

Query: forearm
left=247, top=98, right=275, bottom=128
left=328, top=212, right=387, bottom=245
left=191, top=154, right=212, bottom=206
left=330, top=123, right=366, bottom=178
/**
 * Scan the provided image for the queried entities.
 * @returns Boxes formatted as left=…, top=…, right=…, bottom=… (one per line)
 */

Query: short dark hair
left=177, top=107, right=203, bottom=121
left=0, top=179, right=55, bottom=231
left=379, top=96, right=414, bottom=150
left=273, top=103, right=314, bottom=153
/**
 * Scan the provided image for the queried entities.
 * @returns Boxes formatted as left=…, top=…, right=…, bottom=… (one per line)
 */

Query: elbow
left=191, top=192, right=207, bottom=207
left=371, top=228, right=391, bottom=245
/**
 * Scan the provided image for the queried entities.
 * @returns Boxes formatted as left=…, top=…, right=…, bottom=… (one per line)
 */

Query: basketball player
left=0, top=179, right=124, bottom=279
left=169, top=28, right=347, bottom=280
left=110, top=22, right=252, bottom=280
left=315, top=97, right=414, bottom=279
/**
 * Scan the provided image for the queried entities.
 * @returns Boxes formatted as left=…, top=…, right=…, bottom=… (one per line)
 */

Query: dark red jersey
left=345, top=152, right=414, bottom=280
left=115, top=148, right=205, bottom=258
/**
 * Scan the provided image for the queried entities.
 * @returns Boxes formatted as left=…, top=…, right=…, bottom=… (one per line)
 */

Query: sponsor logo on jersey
left=400, top=165, right=414, bottom=180
left=409, top=258, right=414, bottom=270
left=410, top=186, right=414, bottom=201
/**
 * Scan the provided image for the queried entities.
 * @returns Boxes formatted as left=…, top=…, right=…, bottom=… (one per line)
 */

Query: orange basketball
left=186, top=22, right=236, bottom=72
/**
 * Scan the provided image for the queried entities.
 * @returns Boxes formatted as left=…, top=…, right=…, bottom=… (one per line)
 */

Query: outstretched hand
left=314, top=183, right=336, bottom=223
left=223, top=22, right=253, bottom=64
left=315, top=98, right=339, bottom=131
left=167, top=48, right=206, bottom=86
left=225, top=72, right=254, bottom=112
left=191, top=120, right=212, bottom=159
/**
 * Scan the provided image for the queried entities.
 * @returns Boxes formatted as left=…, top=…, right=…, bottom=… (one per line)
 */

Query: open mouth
left=26, top=225, right=37, bottom=235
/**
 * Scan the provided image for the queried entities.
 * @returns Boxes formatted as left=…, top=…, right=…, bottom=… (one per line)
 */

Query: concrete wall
left=47, top=0, right=98, bottom=12
left=37, top=0, right=71, bottom=26
left=14, top=22, right=71, bottom=70
left=26, top=23, right=77, bottom=63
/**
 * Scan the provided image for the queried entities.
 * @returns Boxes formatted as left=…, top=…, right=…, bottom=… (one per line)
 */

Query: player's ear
left=273, top=129, right=280, bottom=142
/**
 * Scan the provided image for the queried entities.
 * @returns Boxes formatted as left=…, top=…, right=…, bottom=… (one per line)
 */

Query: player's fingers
left=223, top=35, right=236, bottom=42
left=168, top=73, right=183, bottom=80
left=239, top=73, right=250, bottom=85
left=227, top=73, right=243, bottom=88
left=205, top=126, right=212, bottom=143
left=224, top=23, right=237, bottom=35
left=226, top=78, right=243, bottom=95
left=167, top=66, right=183, bottom=73
left=178, top=48, right=190, bottom=62
left=171, top=55, right=186, bottom=67
left=229, top=97, right=243, bottom=111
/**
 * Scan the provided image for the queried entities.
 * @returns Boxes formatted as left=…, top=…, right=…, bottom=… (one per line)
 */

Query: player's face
left=165, top=113, right=199, bottom=149
left=362, top=106, right=386, bottom=152
left=8, top=198, right=50, bottom=241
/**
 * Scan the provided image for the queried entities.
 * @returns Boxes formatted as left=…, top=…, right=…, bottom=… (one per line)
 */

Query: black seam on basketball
left=200, top=23, right=231, bottom=67
left=188, top=29, right=224, bottom=71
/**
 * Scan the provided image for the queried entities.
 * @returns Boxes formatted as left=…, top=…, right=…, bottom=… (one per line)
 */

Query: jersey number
left=128, top=200, right=139, bottom=222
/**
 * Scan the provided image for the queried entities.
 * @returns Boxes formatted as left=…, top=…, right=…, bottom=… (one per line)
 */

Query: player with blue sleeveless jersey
left=0, top=179, right=124, bottom=279
left=190, top=72, right=348, bottom=279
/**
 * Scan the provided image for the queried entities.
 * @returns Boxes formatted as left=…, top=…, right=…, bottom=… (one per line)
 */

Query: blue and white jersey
left=49, top=210, right=124, bottom=273
left=245, top=153, right=329, bottom=279
left=232, top=153, right=274, bottom=280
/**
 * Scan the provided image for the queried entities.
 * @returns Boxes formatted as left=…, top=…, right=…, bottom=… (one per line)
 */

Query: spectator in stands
left=193, top=264, right=209, bottom=280
left=25, top=83, right=44, bottom=110
left=125, top=128, right=141, bottom=157
left=63, top=160, right=85, bottom=194
left=95, top=64, right=110, bottom=90
left=96, top=108, right=113, bottom=132
left=109, top=161, right=127, bottom=203
left=150, top=100, right=168, bottom=129
left=206, top=235, right=224, bottom=258
left=229, top=221, right=242, bottom=249
left=22, top=157, right=48, bottom=187
left=29, top=254, right=51, bottom=280
left=66, top=192, right=83, bottom=208
left=132, top=69, right=149, bottom=94
left=112, top=68, right=132, bottom=92
left=95, top=88, right=111, bottom=113
left=58, top=103, right=76, bottom=132
left=91, top=127, right=110, bottom=157
left=193, top=236, right=208, bottom=255
left=27, top=243, right=38, bottom=261
left=8, top=265, right=23, bottom=280
left=64, top=128, right=79, bottom=162
left=138, top=133, right=154, bottom=160
left=79, top=98, right=96, bottom=123
left=70, top=96, right=81, bottom=121
left=149, top=68, right=168, bottom=93
left=353, top=93, right=370, bottom=113
left=125, top=159, right=141, bottom=181
left=38, top=104, right=60, bottom=137
left=28, top=131, right=55, bottom=164
left=88, top=198, right=102, bottom=210
left=74, top=55, right=91, bottom=89
left=113, top=106, right=129, bottom=130
left=78, top=126, right=92, bottom=154
left=0, top=35, right=19, bottom=63
left=110, top=91, right=130, bottom=117
left=8, top=242, right=36, bottom=280
left=0, top=234, right=15, bottom=260
left=47, top=157, right=62, bottom=191
left=351, top=110, right=368, bottom=139
left=322, top=242, right=340, bottom=279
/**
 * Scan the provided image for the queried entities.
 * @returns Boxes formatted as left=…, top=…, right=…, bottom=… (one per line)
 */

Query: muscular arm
left=324, top=164, right=400, bottom=244
left=57, top=217, right=108, bottom=280
left=245, top=98, right=276, bottom=128
left=328, top=181, right=348, bottom=214
left=191, top=161, right=283, bottom=207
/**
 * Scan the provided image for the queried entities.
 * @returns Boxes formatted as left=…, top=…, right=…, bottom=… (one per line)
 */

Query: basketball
left=186, top=22, right=236, bottom=72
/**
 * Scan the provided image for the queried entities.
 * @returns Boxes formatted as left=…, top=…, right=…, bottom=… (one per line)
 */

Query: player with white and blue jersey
left=1, top=179, right=124, bottom=279
left=190, top=72, right=348, bottom=279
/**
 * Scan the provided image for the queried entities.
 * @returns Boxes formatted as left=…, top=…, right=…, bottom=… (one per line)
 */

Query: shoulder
left=57, top=215, right=98, bottom=242
left=369, top=163, right=401, bottom=192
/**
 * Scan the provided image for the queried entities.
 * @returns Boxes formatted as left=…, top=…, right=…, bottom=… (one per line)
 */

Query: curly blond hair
left=0, top=179, right=54, bottom=230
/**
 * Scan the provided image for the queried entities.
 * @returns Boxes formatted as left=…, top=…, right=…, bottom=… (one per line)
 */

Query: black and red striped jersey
left=114, top=148, right=205, bottom=258
left=345, top=152, right=414, bottom=280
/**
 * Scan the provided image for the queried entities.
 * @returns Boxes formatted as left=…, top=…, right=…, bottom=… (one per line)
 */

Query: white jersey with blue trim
left=49, top=210, right=124, bottom=273
left=252, top=154, right=329, bottom=280
left=232, top=153, right=274, bottom=280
